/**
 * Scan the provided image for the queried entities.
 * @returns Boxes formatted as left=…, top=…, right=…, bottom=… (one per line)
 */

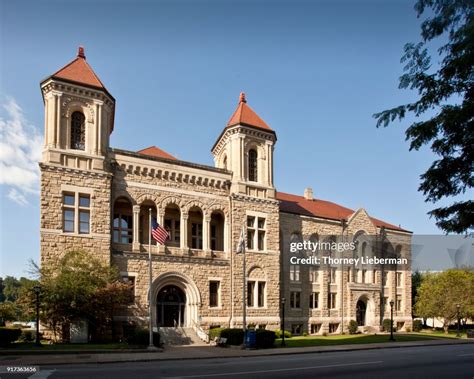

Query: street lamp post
left=281, top=297, right=286, bottom=347
left=33, top=285, right=41, bottom=347
left=389, top=299, right=395, bottom=341
left=456, top=304, right=461, bottom=338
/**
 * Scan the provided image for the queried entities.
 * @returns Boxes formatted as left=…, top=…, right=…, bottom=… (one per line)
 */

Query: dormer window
left=71, top=111, right=85, bottom=150
left=248, top=149, right=258, bottom=182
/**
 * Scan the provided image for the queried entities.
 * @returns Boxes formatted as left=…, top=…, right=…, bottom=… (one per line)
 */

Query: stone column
left=266, top=141, right=273, bottom=186
left=44, top=94, right=50, bottom=148
left=132, top=205, right=140, bottom=252
left=93, top=100, right=103, bottom=155
left=49, top=91, right=62, bottom=148
left=158, top=208, right=164, bottom=226
left=203, top=215, right=210, bottom=251
left=180, top=213, right=189, bottom=250
left=240, top=136, right=244, bottom=180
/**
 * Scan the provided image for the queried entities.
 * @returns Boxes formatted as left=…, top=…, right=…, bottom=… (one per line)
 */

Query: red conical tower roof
left=226, top=92, right=272, bottom=131
left=48, top=46, right=110, bottom=92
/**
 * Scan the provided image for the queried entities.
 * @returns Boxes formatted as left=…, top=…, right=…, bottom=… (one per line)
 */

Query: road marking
left=28, top=369, right=56, bottom=378
left=164, top=360, right=384, bottom=378
left=458, top=353, right=474, bottom=357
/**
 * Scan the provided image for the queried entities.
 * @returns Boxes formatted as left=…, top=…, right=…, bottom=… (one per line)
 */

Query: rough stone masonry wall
left=112, top=253, right=232, bottom=326
left=279, top=209, right=413, bottom=334
left=230, top=196, right=281, bottom=330
left=40, top=164, right=112, bottom=267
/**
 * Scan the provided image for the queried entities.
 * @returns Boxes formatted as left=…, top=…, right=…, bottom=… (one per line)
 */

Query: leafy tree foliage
left=374, top=0, right=473, bottom=233
left=25, top=251, right=133, bottom=342
left=0, top=301, right=18, bottom=325
left=0, top=277, right=5, bottom=302
left=414, top=269, right=474, bottom=333
left=411, top=270, right=425, bottom=317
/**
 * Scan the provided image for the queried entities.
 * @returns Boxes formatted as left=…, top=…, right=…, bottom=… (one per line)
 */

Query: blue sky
left=0, top=0, right=453, bottom=277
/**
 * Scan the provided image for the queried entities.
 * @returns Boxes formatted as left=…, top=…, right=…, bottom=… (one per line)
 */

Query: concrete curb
left=0, top=348, right=157, bottom=355
left=2, top=339, right=473, bottom=366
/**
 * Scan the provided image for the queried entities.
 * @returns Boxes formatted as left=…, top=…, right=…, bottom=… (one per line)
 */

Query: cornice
left=39, top=162, right=113, bottom=179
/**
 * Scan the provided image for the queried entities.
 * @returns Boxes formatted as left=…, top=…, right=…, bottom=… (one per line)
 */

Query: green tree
left=0, top=277, right=5, bottom=302
left=411, top=270, right=425, bottom=318
left=374, top=0, right=473, bottom=234
left=3, top=276, right=21, bottom=302
left=26, top=251, right=133, bottom=342
left=415, top=269, right=474, bottom=333
left=0, top=301, right=18, bottom=325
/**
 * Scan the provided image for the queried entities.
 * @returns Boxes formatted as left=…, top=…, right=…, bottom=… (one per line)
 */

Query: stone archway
left=355, top=294, right=376, bottom=327
left=356, top=299, right=367, bottom=326
left=151, top=272, right=201, bottom=328
left=157, top=285, right=186, bottom=327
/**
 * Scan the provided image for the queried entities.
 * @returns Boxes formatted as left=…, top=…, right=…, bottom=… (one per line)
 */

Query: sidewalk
left=1, top=338, right=473, bottom=366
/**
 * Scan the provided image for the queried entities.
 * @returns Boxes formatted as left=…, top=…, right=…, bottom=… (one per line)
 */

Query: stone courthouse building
left=39, top=48, right=413, bottom=340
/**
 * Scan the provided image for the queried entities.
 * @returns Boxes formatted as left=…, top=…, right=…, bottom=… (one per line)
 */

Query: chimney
left=304, top=187, right=313, bottom=200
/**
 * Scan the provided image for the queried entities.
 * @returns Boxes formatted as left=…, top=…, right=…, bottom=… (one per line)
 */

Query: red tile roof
left=276, top=191, right=408, bottom=232
left=137, top=146, right=177, bottom=160
left=227, top=92, right=272, bottom=131
left=50, top=46, right=108, bottom=91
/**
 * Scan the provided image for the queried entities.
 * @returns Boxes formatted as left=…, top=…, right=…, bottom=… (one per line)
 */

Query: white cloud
left=7, top=188, right=29, bottom=206
left=0, top=97, right=42, bottom=205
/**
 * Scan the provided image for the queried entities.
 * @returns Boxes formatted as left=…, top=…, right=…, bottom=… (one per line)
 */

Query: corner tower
left=40, top=46, right=115, bottom=171
left=212, top=93, right=277, bottom=199
left=39, top=47, right=114, bottom=267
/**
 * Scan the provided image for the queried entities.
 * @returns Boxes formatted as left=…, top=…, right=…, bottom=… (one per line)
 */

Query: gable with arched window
left=71, top=111, right=86, bottom=150
left=248, top=149, right=258, bottom=182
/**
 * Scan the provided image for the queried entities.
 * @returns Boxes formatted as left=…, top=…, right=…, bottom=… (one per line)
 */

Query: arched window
left=248, top=149, right=258, bottom=182
left=71, top=111, right=85, bottom=150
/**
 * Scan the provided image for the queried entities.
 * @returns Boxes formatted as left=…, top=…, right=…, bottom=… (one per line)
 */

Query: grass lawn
left=4, top=342, right=130, bottom=350
left=413, top=329, right=469, bottom=339
left=274, top=333, right=457, bottom=348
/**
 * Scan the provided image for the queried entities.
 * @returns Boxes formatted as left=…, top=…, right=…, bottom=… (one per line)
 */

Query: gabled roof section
left=137, top=146, right=177, bottom=160
left=276, top=191, right=410, bottom=232
left=47, top=46, right=111, bottom=96
left=227, top=92, right=272, bottom=131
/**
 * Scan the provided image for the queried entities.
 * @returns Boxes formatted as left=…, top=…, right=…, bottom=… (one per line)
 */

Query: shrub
left=18, top=329, right=34, bottom=342
left=0, top=327, right=22, bottom=347
left=383, top=319, right=395, bottom=332
left=220, top=328, right=244, bottom=345
left=405, top=326, right=412, bottom=332
left=208, top=328, right=244, bottom=345
left=126, top=328, right=160, bottom=347
left=348, top=320, right=359, bottom=335
left=274, top=329, right=292, bottom=339
left=256, top=329, right=276, bottom=348
left=413, top=320, right=423, bottom=332
left=209, top=327, right=224, bottom=341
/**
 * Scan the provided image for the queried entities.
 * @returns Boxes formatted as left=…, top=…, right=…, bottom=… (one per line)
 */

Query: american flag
left=151, top=218, right=169, bottom=245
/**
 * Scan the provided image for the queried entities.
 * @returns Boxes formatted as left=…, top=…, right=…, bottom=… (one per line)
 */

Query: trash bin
left=245, top=329, right=257, bottom=348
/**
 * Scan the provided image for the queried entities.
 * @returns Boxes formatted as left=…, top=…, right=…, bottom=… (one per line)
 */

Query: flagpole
left=148, top=208, right=154, bottom=349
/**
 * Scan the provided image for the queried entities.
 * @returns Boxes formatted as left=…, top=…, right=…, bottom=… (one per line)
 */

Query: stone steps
left=159, top=327, right=208, bottom=346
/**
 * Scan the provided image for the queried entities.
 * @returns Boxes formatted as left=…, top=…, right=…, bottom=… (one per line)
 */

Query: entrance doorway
left=157, top=285, right=186, bottom=327
left=356, top=299, right=367, bottom=326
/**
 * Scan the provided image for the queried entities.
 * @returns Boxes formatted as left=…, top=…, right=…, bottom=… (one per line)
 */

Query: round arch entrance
left=356, top=299, right=367, bottom=326
left=151, top=272, right=201, bottom=329
left=157, top=285, right=186, bottom=327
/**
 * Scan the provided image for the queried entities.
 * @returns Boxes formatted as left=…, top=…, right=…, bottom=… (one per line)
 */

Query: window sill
left=61, top=232, right=93, bottom=238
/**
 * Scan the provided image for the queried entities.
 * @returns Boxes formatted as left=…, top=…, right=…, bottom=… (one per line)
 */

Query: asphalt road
left=1, top=344, right=473, bottom=379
